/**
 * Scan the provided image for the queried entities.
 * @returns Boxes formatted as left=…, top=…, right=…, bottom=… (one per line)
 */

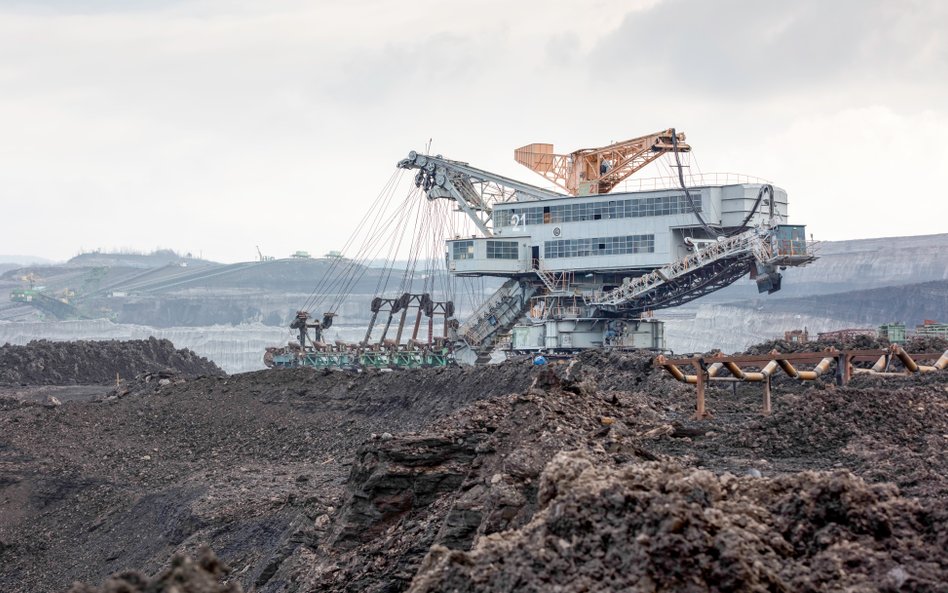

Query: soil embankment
left=0, top=341, right=945, bottom=592
left=0, top=338, right=222, bottom=386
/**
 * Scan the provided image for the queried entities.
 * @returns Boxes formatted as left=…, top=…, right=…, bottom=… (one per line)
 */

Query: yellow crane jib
left=514, top=128, right=690, bottom=196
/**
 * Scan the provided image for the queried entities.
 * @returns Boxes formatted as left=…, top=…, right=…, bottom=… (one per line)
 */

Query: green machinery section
left=271, top=348, right=452, bottom=369
left=879, top=323, right=907, bottom=344
left=10, top=289, right=84, bottom=319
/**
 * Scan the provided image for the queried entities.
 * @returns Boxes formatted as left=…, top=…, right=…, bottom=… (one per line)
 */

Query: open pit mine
left=2, top=131, right=947, bottom=593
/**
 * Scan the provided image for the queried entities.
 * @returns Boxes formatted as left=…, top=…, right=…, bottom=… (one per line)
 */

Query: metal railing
left=587, top=229, right=766, bottom=307
left=615, top=172, right=773, bottom=193
left=534, top=265, right=573, bottom=294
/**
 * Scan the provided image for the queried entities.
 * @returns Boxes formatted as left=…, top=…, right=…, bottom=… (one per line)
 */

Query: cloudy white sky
left=1, top=0, right=946, bottom=263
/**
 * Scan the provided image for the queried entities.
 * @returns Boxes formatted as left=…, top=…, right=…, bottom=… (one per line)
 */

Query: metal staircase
left=534, top=266, right=573, bottom=294
left=457, top=278, right=538, bottom=362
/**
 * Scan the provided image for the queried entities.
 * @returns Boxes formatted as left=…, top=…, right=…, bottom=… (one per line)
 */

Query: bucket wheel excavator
left=397, top=128, right=816, bottom=363
left=270, top=128, right=816, bottom=368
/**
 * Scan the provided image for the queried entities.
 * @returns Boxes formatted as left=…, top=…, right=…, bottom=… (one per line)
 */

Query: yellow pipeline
left=707, top=362, right=724, bottom=378
left=893, top=346, right=919, bottom=373
left=658, top=356, right=721, bottom=385
left=657, top=356, right=697, bottom=384
left=667, top=363, right=696, bottom=384
left=871, top=355, right=888, bottom=373
left=936, top=350, right=948, bottom=371
left=916, top=349, right=948, bottom=373
left=777, top=357, right=833, bottom=380
left=724, top=360, right=778, bottom=382
left=723, top=361, right=745, bottom=380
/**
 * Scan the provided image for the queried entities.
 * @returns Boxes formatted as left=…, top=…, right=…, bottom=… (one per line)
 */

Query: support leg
left=762, top=375, right=772, bottom=416
left=394, top=307, right=410, bottom=344
left=411, top=306, right=423, bottom=341
left=695, top=369, right=707, bottom=420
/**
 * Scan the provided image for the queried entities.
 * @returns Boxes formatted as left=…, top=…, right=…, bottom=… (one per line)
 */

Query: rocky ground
left=0, top=339, right=945, bottom=592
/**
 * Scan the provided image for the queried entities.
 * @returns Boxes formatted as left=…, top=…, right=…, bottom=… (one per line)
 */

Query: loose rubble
left=67, top=547, right=241, bottom=593
left=408, top=452, right=948, bottom=593
left=0, top=341, right=945, bottom=593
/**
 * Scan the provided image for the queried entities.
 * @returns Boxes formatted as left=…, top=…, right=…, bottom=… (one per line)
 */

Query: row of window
left=494, top=194, right=701, bottom=227
left=544, top=235, right=655, bottom=259
left=486, top=240, right=518, bottom=259
left=452, top=234, right=655, bottom=261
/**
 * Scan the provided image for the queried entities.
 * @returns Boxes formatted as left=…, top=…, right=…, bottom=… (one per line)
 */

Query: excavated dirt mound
left=408, top=451, right=948, bottom=593
left=0, top=359, right=557, bottom=593
left=744, top=335, right=948, bottom=355
left=291, top=366, right=671, bottom=593
left=67, top=547, right=241, bottom=593
left=2, top=340, right=946, bottom=593
left=0, top=338, right=223, bottom=385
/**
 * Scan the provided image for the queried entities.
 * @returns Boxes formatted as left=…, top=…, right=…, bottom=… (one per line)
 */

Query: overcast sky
left=1, top=0, right=946, bottom=263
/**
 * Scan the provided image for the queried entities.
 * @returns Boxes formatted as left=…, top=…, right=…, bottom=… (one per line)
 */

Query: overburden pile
left=0, top=338, right=223, bottom=385
left=1, top=340, right=945, bottom=593
left=410, top=452, right=947, bottom=592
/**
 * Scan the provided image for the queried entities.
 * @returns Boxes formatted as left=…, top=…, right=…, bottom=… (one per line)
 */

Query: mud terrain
left=0, top=341, right=946, bottom=592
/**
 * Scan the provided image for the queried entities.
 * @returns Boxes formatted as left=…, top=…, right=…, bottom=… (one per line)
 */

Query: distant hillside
left=697, top=232, right=947, bottom=302
left=1, top=233, right=944, bottom=330
left=734, top=280, right=948, bottom=328
left=0, top=255, right=56, bottom=266
left=66, top=249, right=218, bottom=269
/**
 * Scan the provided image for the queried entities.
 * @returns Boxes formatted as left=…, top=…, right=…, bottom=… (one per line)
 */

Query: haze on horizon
left=1, top=0, right=946, bottom=264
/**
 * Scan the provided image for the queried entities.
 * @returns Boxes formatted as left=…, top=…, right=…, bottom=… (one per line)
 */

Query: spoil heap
left=744, top=334, right=947, bottom=355
left=3, top=342, right=946, bottom=593
left=409, top=452, right=947, bottom=593
left=67, top=547, right=241, bottom=593
left=0, top=338, right=223, bottom=385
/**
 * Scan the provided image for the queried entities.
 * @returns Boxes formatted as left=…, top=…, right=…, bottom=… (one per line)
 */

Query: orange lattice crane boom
left=514, top=128, right=690, bottom=196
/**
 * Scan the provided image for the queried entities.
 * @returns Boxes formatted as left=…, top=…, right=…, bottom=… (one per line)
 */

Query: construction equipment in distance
left=784, top=329, right=809, bottom=344
left=916, top=320, right=948, bottom=339
left=256, top=246, right=275, bottom=262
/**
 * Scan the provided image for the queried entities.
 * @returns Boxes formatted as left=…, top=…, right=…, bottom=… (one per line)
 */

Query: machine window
left=486, top=240, right=518, bottom=260
left=452, top=240, right=475, bottom=260
left=544, top=234, right=654, bottom=258
left=496, top=194, right=701, bottom=227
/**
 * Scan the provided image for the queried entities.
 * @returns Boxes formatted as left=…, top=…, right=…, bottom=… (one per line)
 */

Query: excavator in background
left=256, top=246, right=275, bottom=262
left=9, top=272, right=84, bottom=320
